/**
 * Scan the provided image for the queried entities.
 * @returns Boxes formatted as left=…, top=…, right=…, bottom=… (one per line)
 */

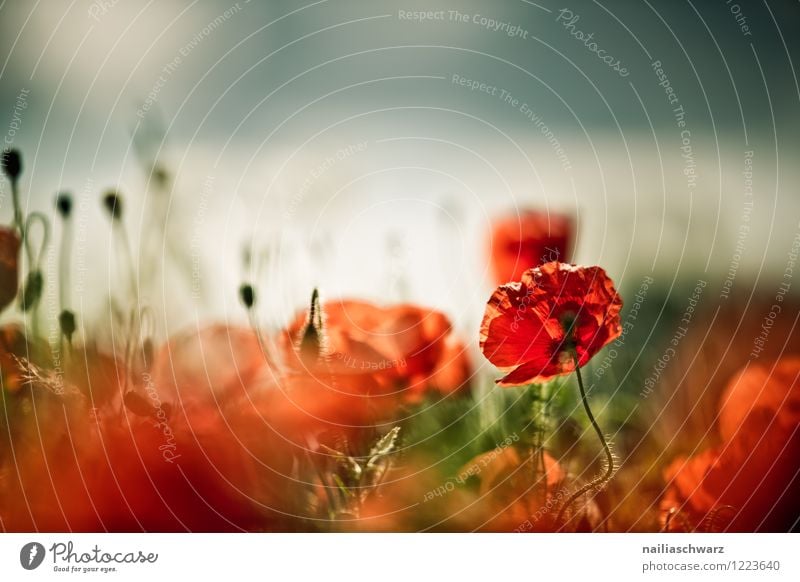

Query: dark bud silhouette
left=239, top=283, right=256, bottom=309
left=103, top=191, right=123, bottom=220
left=1, top=149, right=22, bottom=181
left=59, top=310, right=76, bottom=342
left=152, top=165, right=169, bottom=188
left=56, top=193, right=73, bottom=218
left=299, top=288, right=323, bottom=364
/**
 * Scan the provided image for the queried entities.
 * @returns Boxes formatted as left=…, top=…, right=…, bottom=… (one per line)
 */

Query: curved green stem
left=556, top=358, right=614, bottom=529
left=529, top=384, right=548, bottom=507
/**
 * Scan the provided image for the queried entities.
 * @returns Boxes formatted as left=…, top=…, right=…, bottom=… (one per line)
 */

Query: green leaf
left=320, top=444, right=362, bottom=484
left=367, top=426, right=401, bottom=463
left=363, top=427, right=401, bottom=490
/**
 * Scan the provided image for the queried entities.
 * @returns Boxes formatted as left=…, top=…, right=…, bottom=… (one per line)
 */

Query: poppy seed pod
left=1, top=149, right=22, bottom=181
left=103, top=191, right=123, bottom=220
left=239, top=283, right=256, bottom=309
left=59, top=310, right=77, bottom=342
left=56, top=193, right=73, bottom=218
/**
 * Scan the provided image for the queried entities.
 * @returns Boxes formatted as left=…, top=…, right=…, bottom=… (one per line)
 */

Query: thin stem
left=24, top=212, right=50, bottom=339
left=529, top=384, right=548, bottom=507
left=10, top=180, right=35, bottom=282
left=116, top=227, right=138, bottom=301
left=59, top=219, right=72, bottom=313
left=58, top=219, right=73, bottom=356
left=556, top=357, right=614, bottom=528
left=11, top=180, right=24, bottom=238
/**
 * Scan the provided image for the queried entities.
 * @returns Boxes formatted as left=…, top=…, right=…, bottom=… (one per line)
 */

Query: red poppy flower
left=661, top=358, right=800, bottom=531
left=489, top=209, right=573, bottom=285
left=152, top=324, right=271, bottom=408
left=0, top=226, right=20, bottom=312
left=253, top=370, right=387, bottom=441
left=281, top=298, right=470, bottom=403
left=0, top=371, right=302, bottom=532
left=718, top=357, right=800, bottom=442
left=661, top=410, right=800, bottom=532
left=480, top=262, right=622, bottom=386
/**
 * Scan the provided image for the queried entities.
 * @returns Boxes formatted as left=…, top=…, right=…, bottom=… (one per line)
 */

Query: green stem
left=529, top=384, right=548, bottom=507
left=556, top=357, right=614, bottom=528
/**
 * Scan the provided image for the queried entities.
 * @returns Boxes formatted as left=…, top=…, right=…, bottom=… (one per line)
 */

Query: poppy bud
left=299, top=288, right=323, bottom=363
left=239, top=283, right=256, bottom=309
left=59, top=310, right=76, bottom=342
left=103, top=191, right=123, bottom=220
left=152, top=165, right=169, bottom=188
left=56, top=193, right=73, bottom=218
left=1, top=149, right=22, bottom=181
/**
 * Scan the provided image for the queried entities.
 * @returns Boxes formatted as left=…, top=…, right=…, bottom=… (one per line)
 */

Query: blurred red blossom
left=1, top=408, right=295, bottom=531
left=480, top=262, right=622, bottom=386
left=489, top=209, right=573, bottom=285
left=661, top=358, right=800, bottom=531
left=281, top=299, right=471, bottom=404
left=151, top=324, right=271, bottom=409
left=0, top=226, right=20, bottom=312
left=0, top=339, right=301, bottom=532
left=718, top=357, right=800, bottom=442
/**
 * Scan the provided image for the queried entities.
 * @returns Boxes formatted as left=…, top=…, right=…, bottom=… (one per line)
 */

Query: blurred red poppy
left=152, top=324, right=271, bottom=408
left=281, top=299, right=470, bottom=403
left=1, top=407, right=297, bottom=532
left=480, top=262, right=622, bottom=386
left=489, top=209, right=573, bottom=285
left=0, top=226, right=20, bottom=312
left=661, top=358, right=800, bottom=531
left=718, top=357, right=800, bottom=442
left=662, top=411, right=800, bottom=532
left=252, top=370, right=386, bottom=442
left=0, top=324, right=53, bottom=394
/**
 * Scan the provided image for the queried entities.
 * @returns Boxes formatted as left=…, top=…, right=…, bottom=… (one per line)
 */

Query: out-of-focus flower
left=1, top=407, right=295, bottom=531
left=428, top=334, right=472, bottom=397
left=0, top=226, right=20, bottom=312
left=282, top=299, right=470, bottom=403
left=151, top=325, right=270, bottom=408
left=0, top=324, right=51, bottom=394
left=661, top=358, right=800, bottom=531
left=1, top=343, right=301, bottom=532
left=480, top=262, right=622, bottom=386
left=251, top=370, right=384, bottom=441
left=65, top=347, right=127, bottom=407
left=718, top=357, right=800, bottom=442
left=489, top=209, right=573, bottom=285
